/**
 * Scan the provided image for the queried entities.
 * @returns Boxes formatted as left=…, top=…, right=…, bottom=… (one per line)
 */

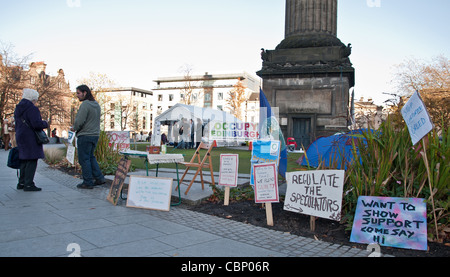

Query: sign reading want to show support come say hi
left=284, top=170, right=345, bottom=221
left=350, top=196, right=427, bottom=251
left=401, top=91, right=433, bottom=145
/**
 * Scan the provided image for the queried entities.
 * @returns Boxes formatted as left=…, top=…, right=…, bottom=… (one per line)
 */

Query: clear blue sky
left=1, top=0, right=449, bottom=105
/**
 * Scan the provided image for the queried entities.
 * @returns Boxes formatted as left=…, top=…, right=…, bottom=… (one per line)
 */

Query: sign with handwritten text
left=284, top=170, right=345, bottom=221
left=401, top=91, right=433, bottom=145
left=250, top=140, right=281, bottom=186
left=218, top=154, right=239, bottom=187
left=107, top=131, right=130, bottom=152
left=253, top=162, right=279, bottom=203
left=350, top=196, right=427, bottom=251
left=126, top=176, right=173, bottom=211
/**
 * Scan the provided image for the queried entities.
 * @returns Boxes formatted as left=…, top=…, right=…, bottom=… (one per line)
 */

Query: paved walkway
left=0, top=147, right=375, bottom=258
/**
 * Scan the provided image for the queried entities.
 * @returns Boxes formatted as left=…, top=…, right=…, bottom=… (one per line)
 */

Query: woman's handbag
left=21, top=118, right=49, bottom=145
left=7, top=147, right=21, bottom=169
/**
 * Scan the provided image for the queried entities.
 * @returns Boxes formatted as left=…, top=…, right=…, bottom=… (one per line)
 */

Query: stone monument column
left=285, top=0, right=337, bottom=37
left=257, top=0, right=354, bottom=148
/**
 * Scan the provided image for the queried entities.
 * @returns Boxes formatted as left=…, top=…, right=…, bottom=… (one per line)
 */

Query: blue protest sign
left=350, top=196, right=427, bottom=251
left=250, top=140, right=281, bottom=186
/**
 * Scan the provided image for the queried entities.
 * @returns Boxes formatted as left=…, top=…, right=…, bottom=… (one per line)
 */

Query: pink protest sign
left=350, top=196, right=427, bottom=251
left=253, top=162, right=279, bottom=204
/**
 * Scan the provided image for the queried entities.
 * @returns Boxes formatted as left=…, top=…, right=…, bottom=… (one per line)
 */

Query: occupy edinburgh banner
left=209, top=122, right=259, bottom=141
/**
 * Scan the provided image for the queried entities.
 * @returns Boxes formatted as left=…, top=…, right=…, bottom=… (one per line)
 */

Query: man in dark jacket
left=70, top=85, right=105, bottom=189
left=14, top=88, right=48, bottom=191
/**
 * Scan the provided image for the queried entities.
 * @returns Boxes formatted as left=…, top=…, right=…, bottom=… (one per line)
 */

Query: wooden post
left=224, top=186, right=230, bottom=206
left=421, top=138, right=440, bottom=240
left=265, top=203, right=274, bottom=226
left=310, top=216, right=316, bottom=232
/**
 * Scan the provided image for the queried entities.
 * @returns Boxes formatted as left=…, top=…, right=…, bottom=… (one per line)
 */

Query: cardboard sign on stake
left=218, top=154, right=239, bottom=206
left=252, top=162, right=279, bottom=226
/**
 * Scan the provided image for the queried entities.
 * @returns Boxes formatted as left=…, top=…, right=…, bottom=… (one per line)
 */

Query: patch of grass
left=44, top=147, right=66, bottom=165
left=128, top=144, right=303, bottom=176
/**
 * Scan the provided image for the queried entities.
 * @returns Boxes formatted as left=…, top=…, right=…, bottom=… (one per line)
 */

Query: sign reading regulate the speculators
left=284, top=170, right=345, bottom=221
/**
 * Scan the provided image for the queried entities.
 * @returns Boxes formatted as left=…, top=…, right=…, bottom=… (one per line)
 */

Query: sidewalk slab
left=0, top=149, right=372, bottom=258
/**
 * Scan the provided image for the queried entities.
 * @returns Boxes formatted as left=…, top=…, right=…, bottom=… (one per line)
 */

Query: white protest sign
left=253, top=162, right=279, bottom=203
left=284, top=170, right=345, bottom=221
left=401, top=91, right=433, bottom=145
left=67, top=131, right=75, bottom=144
left=218, top=154, right=239, bottom=187
left=126, top=176, right=173, bottom=211
left=66, top=145, right=75, bottom=165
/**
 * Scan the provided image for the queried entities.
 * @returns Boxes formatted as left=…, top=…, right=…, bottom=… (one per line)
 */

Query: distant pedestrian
left=14, top=88, right=49, bottom=191
left=51, top=128, right=60, bottom=143
left=2, top=118, right=11, bottom=151
left=8, top=117, right=16, bottom=148
left=70, top=85, right=106, bottom=189
left=190, top=119, right=195, bottom=148
left=195, top=118, right=203, bottom=148
left=181, top=118, right=190, bottom=149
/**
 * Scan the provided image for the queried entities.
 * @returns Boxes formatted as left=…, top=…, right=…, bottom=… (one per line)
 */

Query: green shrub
left=94, top=131, right=122, bottom=175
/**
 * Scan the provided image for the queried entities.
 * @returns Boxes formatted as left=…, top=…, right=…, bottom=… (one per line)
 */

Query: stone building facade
left=0, top=56, right=72, bottom=138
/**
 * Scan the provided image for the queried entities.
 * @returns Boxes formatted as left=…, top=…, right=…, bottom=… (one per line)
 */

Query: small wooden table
left=120, top=151, right=184, bottom=206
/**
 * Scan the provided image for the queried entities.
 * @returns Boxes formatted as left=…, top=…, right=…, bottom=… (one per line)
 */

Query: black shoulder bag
left=21, top=117, right=49, bottom=145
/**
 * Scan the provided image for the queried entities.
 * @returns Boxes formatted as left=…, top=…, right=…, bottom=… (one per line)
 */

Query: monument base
left=257, top=46, right=354, bottom=148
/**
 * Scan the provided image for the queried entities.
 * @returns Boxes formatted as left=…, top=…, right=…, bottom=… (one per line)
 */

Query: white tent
left=152, top=103, right=243, bottom=146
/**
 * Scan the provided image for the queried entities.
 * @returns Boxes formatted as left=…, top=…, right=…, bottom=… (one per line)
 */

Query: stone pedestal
left=257, top=0, right=354, bottom=148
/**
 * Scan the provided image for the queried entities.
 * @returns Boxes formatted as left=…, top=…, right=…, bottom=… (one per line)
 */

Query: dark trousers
left=77, top=135, right=104, bottom=186
left=19, top=159, right=38, bottom=187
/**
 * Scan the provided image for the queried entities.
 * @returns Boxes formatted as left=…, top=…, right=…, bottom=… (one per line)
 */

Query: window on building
left=204, top=93, right=211, bottom=102
left=158, top=95, right=163, bottom=101
left=169, top=94, right=174, bottom=101
left=110, top=114, right=115, bottom=129
left=218, top=92, right=223, bottom=100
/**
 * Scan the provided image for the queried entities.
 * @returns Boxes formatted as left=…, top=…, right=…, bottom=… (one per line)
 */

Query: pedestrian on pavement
left=190, top=119, right=195, bottom=148
left=181, top=118, right=190, bottom=149
left=2, top=118, right=11, bottom=151
left=14, top=88, right=49, bottom=191
left=70, top=85, right=106, bottom=189
left=195, top=118, right=203, bottom=148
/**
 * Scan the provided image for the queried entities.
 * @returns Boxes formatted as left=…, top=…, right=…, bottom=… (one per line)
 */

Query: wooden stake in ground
left=224, top=186, right=230, bottom=206
left=265, top=203, right=274, bottom=226
left=421, top=138, right=440, bottom=241
left=310, top=216, right=316, bottom=232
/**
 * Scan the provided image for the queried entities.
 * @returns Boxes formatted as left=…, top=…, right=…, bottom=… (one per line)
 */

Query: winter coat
left=14, top=99, right=48, bottom=160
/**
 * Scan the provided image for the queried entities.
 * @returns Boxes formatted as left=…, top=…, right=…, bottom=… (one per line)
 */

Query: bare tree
left=33, top=68, right=72, bottom=135
left=0, top=41, right=32, bottom=127
left=393, top=55, right=450, bottom=129
left=226, top=78, right=248, bottom=120
left=178, top=64, right=200, bottom=105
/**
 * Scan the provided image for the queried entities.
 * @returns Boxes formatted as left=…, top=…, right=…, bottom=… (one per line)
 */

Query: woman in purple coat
left=14, top=89, right=48, bottom=191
